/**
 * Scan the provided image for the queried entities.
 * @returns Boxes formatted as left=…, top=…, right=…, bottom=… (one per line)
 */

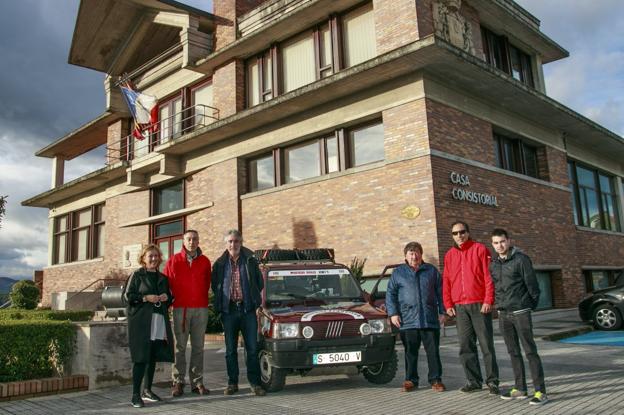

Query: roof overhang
left=69, top=0, right=215, bottom=74
left=35, top=112, right=125, bottom=160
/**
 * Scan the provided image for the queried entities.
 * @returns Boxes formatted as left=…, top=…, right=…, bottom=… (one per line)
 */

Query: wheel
left=592, top=304, right=623, bottom=330
left=362, top=349, right=398, bottom=384
left=259, top=350, right=287, bottom=392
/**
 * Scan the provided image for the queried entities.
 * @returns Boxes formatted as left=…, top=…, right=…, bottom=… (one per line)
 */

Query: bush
left=0, top=320, right=76, bottom=382
left=10, top=280, right=40, bottom=309
left=206, top=306, right=223, bottom=333
left=0, top=309, right=93, bottom=322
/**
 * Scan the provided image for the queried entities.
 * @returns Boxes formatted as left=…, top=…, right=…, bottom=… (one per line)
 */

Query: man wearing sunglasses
left=443, top=221, right=499, bottom=395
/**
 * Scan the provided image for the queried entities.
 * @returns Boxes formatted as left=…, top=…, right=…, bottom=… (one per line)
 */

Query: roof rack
left=254, top=248, right=335, bottom=263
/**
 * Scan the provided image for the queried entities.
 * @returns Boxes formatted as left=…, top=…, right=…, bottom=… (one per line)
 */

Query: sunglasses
left=452, top=230, right=467, bottom=236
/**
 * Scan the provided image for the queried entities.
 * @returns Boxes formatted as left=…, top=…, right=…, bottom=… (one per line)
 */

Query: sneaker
left=172, top=382, right=184, bottom=397
left=431, top=381, right=446, bottom=392
left=141, top=389, right=161, bottom=402
left=131, top=394, right=144, bottom=408
left=529, top=391, right=548, bottom=405
left=224, top=384, right=239, bottom=395
left=460, top=383, right=482, bottom=393
left=500, top=388, right=528, bottom=400
left=252, top=385, right=266, bottom=396
left=487, top=384, right=500, bottom=396
left=192, top=384, right=210, bottom=395
left=402, top=380, right=417, bottom=392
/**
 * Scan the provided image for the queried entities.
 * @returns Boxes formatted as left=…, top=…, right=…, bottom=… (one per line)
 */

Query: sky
left=0, top=0, right=622, bottom=280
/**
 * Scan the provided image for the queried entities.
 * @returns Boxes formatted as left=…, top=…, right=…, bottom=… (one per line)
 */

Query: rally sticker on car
left=268, top=269, right=350, bottom=276
left=301, top=309, right=364, bottom=322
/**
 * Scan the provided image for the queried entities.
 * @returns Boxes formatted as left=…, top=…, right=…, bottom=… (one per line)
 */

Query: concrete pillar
left=52, top=156, right=65, bottom=188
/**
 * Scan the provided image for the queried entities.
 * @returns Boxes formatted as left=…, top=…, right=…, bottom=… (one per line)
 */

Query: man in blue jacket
left=386, top=241, right=447, bottom=393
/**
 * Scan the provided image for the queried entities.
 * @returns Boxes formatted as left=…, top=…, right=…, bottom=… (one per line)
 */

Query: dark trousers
left=132, top=340, right=163, bottom=395
left=456, top=303, right=499, bottom=386
left=221, top=302, right=261, bottom=386
left=400, top=328, right=442, bottom=385
left=499, top=310, right=546, bottom=393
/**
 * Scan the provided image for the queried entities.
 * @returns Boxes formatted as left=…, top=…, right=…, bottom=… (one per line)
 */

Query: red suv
left=255, top=249, right=397, bottom=392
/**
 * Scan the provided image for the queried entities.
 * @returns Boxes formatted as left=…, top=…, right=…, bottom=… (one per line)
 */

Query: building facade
left=23, top=0, right=624, bottom=309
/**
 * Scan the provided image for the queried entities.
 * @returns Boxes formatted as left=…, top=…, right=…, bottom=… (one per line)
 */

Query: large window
left=493, top=133, right=539, bottom=178
left=191, top=81, right=214, bottom=127
left=584, top=269, right=623, bottom=292
left=158, top=95, right=183, bottom=144
left=52, top=204, right=105, bottom=265
left=482, top=27, right=534, bottom=87
left=568, top=160, right=621, bottom=231
left=535, top=271, right=553, bottom=310
left=246, top=3, right=376, bottom=107
left=152, top=180, right=184, bottom=215
left=248, top=120, right=384, bottom=192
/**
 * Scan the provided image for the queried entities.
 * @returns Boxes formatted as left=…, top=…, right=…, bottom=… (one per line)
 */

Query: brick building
left=23, top=0, right=624, bottom=309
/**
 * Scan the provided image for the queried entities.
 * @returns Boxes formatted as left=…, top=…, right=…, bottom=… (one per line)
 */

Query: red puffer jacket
left=163, top=247, right=211, bottom=308
left=442, top=239, right=494, bottom=309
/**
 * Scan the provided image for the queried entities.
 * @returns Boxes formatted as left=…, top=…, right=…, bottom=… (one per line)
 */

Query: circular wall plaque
left=401, top=205, right=421, bottom=219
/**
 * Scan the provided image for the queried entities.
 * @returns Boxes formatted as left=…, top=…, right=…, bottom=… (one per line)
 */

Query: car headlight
left=368, top=318, right=390, bottom=334
left=272, top=322, right=299, bottom=339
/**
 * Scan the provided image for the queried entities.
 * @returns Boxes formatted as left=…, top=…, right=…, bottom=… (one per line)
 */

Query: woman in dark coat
left=124, top=244, right=174, bottom=408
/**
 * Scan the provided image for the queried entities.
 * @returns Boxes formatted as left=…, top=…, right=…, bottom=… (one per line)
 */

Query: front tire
left=259, top=350, right=287, bottom=392
left=362, top=349, right=398, bottom=384
left=593, top=304, right=623, bottom=330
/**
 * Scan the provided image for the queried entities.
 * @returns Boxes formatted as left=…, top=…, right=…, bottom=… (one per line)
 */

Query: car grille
left=304, top=320, right=361, bottom=339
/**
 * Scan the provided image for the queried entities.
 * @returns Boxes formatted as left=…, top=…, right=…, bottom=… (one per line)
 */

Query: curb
left=0, top=375, right=88, bottom=402
left=541, top=325, right=593, bottom=341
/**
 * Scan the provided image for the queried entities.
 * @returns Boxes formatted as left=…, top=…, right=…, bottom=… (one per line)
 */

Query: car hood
left=264, top=302, right=387, bottom=322
left=592, top=285, right=624, bottom=296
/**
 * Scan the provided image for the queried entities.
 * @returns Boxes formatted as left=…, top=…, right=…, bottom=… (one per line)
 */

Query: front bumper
left=263, top=334, right=396, bottom=369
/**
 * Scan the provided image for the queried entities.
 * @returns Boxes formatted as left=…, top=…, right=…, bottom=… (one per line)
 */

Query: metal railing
left=106, top=103, right=220, bottom=165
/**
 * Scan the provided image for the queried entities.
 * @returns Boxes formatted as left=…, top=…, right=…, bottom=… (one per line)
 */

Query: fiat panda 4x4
left=254, top=249, right=397, bottom=392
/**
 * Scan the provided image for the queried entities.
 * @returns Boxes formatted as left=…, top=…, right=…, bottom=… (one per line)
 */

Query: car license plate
left=313, top=351, right=361, bottom=365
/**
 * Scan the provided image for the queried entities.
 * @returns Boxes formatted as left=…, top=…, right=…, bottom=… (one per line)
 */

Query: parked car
left=254, top=249, right=397, bottom=392
left=578, top=272, right=624, bottom=331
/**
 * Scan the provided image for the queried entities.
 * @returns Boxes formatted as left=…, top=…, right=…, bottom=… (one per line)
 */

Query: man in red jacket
left=164, top=230, right=212, bottom=397
left=443, top=221, right=499, bottom=395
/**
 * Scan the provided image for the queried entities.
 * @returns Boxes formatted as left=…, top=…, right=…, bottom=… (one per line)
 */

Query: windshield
left=266, top=268, right=363, bottom=303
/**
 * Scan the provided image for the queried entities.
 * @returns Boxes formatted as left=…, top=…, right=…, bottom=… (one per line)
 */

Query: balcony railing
left=106, top=103, right=219, bottom=165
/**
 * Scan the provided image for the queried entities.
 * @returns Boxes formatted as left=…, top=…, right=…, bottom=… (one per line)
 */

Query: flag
left=120, top=82, right=158, bottom=140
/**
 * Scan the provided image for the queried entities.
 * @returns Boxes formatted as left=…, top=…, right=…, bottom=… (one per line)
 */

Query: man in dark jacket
left=211, top=229, right=265, bottom=396
left=386, top=241, right=446, bottom=393
left=443, top=221, right=499, bottom=394
left=490, top=228, right=547, bottom=405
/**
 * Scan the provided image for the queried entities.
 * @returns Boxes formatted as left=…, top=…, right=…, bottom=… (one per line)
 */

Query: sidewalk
left=1, top=308, right=622, bottom=415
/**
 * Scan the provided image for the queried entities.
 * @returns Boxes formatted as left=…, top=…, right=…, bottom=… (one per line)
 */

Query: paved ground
left=2, top=308, right=623, bottom=415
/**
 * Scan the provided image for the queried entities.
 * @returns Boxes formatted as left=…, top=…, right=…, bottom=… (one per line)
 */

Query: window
left=52, top=204, right=105, bottom=265
left=482, top=27, right=534, bottom=87
left=152, top=180, right=184, bottom=215
left=159, top=96, right=183, bottom=144
left=535, top=271, right=553, bottom=310
left=493, top=133, right=539, bottom=178
left=584, top=270, right=623, bottom=292
left=153, top=218, right=185, bottom=272
left=246, top=3, right=376, bottom=108
left=341, top=3, right=376, bottom=67
left=191, top=81, right=214, bottom=127
left=247, top=120, right=383, bottom=192
left=568, top=160, right=621, bottom=231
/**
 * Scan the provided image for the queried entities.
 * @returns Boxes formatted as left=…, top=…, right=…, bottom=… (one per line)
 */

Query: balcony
left=106, top=103, right=219, bottom=166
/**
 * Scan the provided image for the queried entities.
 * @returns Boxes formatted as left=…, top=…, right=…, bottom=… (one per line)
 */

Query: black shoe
left=460, top=383, right=482, bottom=393
left=131, top=394, right=144, bottom=408
left=488, top=384, right=500, bottom=395
left=141, top=389, right=161, bottom=402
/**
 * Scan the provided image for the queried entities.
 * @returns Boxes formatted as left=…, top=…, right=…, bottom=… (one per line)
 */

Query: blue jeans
left=221, top=302, right=261, bottom=386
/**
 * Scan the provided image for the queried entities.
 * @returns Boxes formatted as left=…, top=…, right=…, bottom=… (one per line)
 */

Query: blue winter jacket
left=385, top=262, right=445, bottom=330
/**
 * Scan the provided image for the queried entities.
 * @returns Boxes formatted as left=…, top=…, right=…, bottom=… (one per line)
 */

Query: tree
left=10, top=280, right=40, bottom=309
left=349, top=256, right=367, bottom=283
left=0, top=195, right=6, bottom=229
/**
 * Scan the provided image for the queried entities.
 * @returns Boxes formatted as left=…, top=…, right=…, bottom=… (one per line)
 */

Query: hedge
left=0, top=309, right=93, bottom=322
left=0, top=320, right=76, bottom=382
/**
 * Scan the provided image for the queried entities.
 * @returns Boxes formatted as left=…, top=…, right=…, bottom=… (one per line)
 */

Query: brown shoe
left=172, top=382, right=184, bottom=397
left=252, top=385, right=266, bottom=396
left=431, top=381, right=446, bottom=392
left=402, top=380, right=417, bottom=392
left=224, top=384, right=239, bottom=395
left=192, top=384, right=209, bottom=395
